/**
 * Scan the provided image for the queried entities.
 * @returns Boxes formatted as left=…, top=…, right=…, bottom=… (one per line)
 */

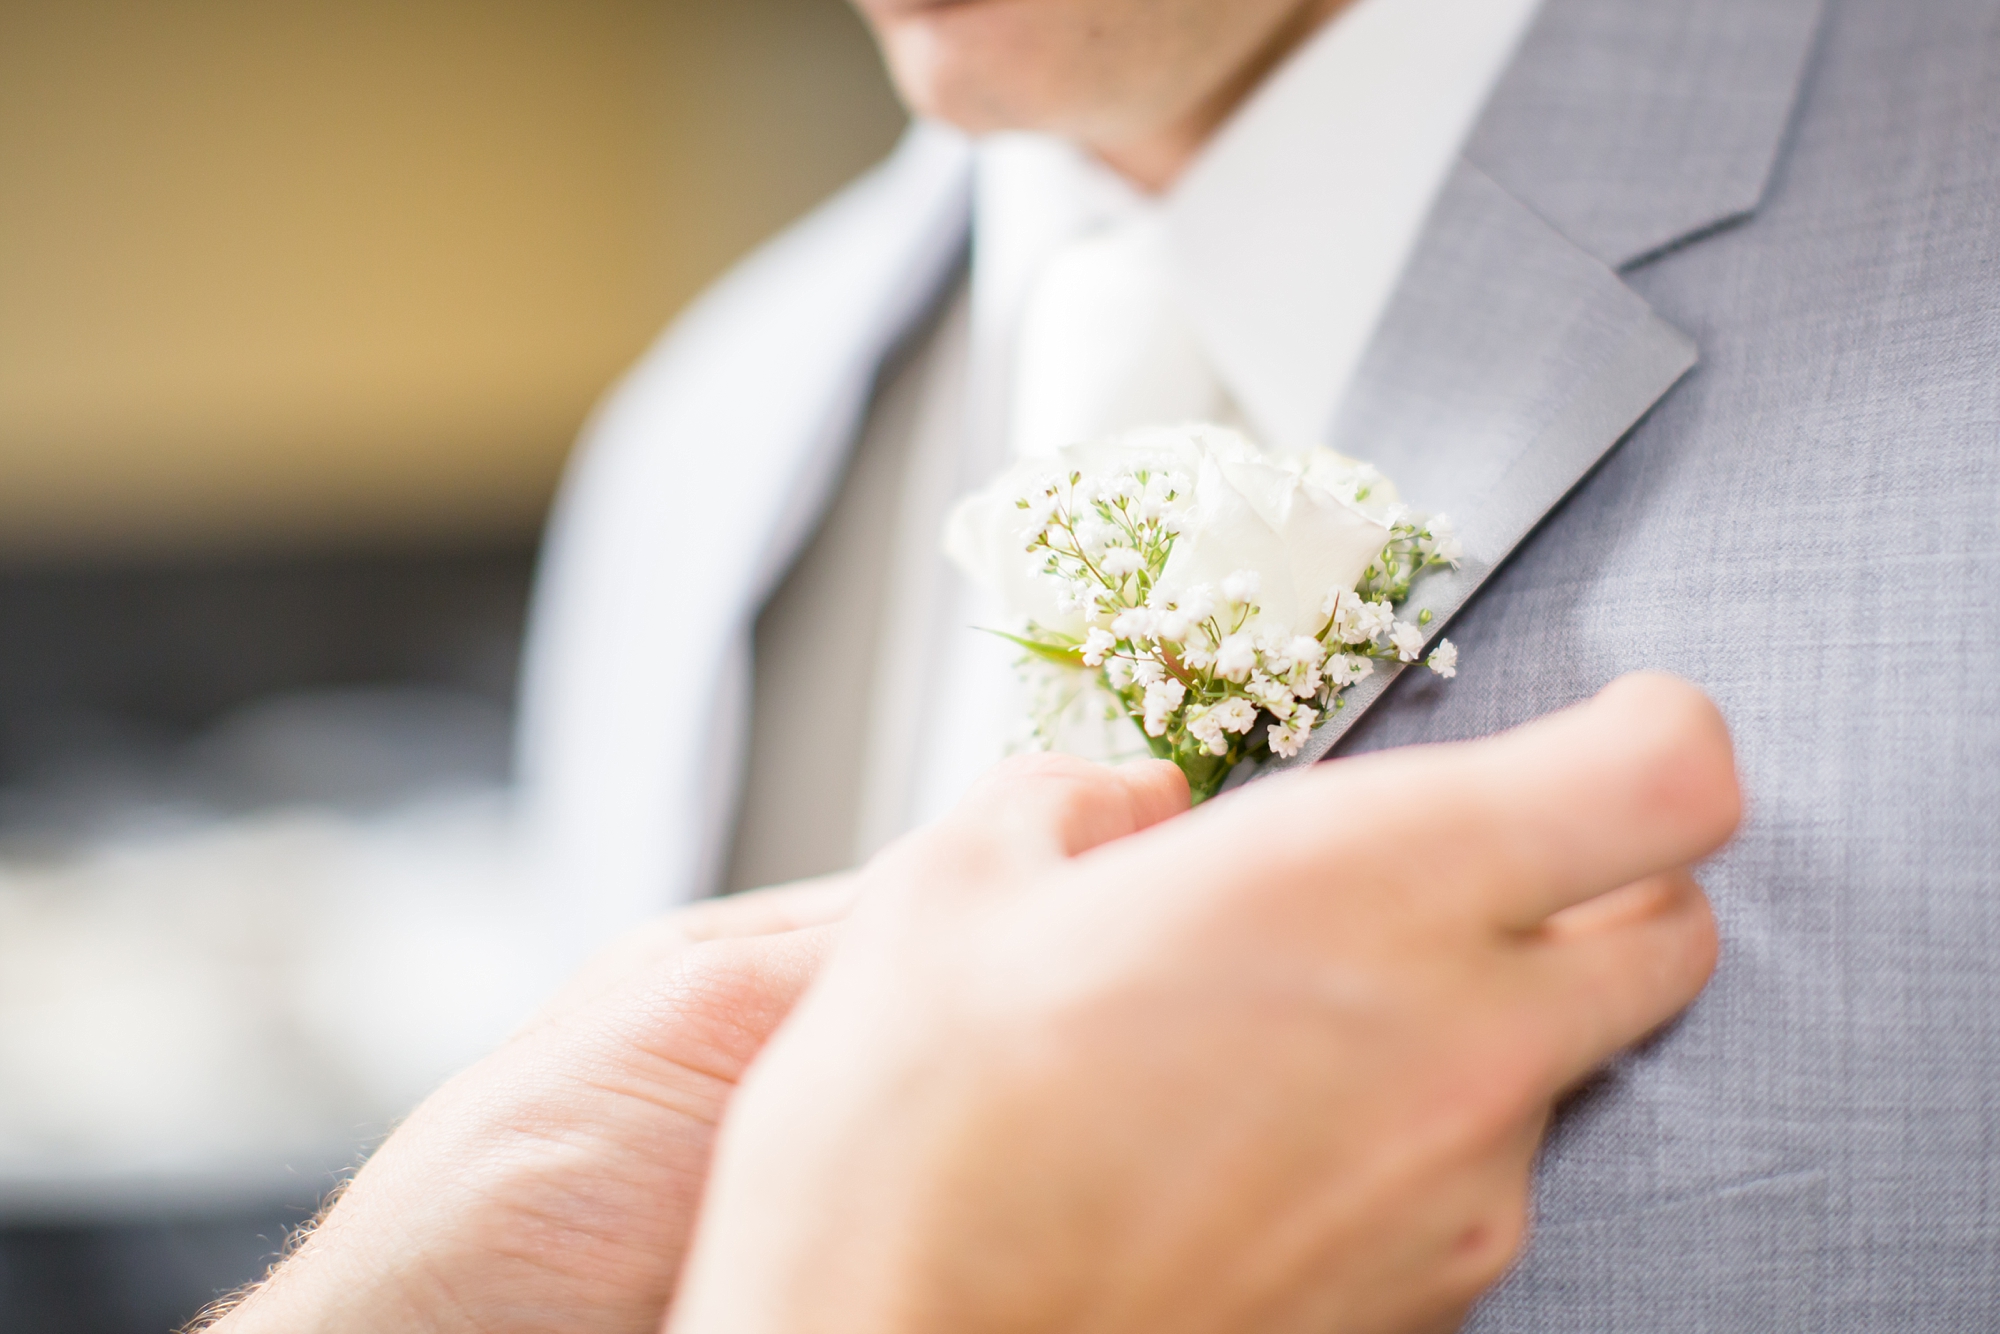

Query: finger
left=1522, top=869, right=1721, bottom=1089
left=1389, top=672, right=1742, bottom=927
left=1456, top=673, right=1741, bottom=926
left=1100, top=673, right=1738, bottom=935
left=1249, top=672, right=1736, bottom=925
left=950, top=752, right=1190, bottom=862
left=531, top=878, right=859, bottom=1029
left=676, top=874, right=861, bottom=941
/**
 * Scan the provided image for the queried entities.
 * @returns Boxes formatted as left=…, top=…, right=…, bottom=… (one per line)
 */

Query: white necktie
left=1009, top=212, right=1237, bottom=458
left=903, top=212, right=1241, bottom=831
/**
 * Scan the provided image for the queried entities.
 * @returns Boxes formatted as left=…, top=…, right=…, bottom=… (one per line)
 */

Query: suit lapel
left=1260, top=0, right=1827, bottom=773
left=517, top=124, right=972, bottom=924
left=1469, top=0, right=1831, bottom=272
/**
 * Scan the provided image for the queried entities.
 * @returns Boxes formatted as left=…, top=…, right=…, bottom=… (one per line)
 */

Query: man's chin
left=868, top=3, right=1098, bottom=139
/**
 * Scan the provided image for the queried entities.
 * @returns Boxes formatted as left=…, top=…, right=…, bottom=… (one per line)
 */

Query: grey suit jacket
left=1313, top=0, right=2000, bottom=1327
left=522, top=0, right=2000, bottom=1322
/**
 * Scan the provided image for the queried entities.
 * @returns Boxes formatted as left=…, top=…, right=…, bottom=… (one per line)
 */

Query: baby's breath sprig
left=1002, top=465, right=1463, bottom=802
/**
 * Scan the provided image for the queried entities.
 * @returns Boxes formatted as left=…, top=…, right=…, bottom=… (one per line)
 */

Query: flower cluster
left=946, top=425, right=1462, bottom=802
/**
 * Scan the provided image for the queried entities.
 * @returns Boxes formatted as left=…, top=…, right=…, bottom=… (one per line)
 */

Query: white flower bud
left=1099, top=547, right=1144, bottom=577
left=1221, top=569, right=1261, bottom=605
left=1141, top=678, right=1187, bottom=737
left=1326, top=654, right=1375, bottom=689
left=1178, top=584, right=1217, bottom=622
left=1212, top=698, right=1259, bottom=734
left=1261, top=669, right=1293, bottom=700
left=1214, top=633, right=1258, bottom=682
left=1329, top=594, right=1397, bottom=645
left=1111, top=608, right=1160, bottom=641
left=1020, top=492, right=1059, bottom=531
left=1420, top=513, right=1463, bottom=566
left=1188, top=709, right=1230, bottom=756
left=1248, top=673, right=1296, bottom=719
left=1268, top=704, right=1319, bottom=759
left=1426, top=638, right=1459, bottom=678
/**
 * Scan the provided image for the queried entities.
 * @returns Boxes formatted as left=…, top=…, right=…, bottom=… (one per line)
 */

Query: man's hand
left=204, top=875, right=858, bottom=1334
left=668, top=672, right=1738, bottom=1334
left=204, top=672, right=1737, bottom=1334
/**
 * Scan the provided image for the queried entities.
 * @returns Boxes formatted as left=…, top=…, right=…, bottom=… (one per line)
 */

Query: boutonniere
left=946, top=424, right=1461, bottom=802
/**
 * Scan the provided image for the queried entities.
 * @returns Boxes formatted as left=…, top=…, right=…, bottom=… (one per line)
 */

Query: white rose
left=1151, top=435, right=1390, bottom=640
left=1298, top=449, right=1406, bottom=526
left=946, top=424, right=1390, bottom=643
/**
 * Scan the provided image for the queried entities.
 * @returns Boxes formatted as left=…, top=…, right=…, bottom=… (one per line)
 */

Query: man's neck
left=1091, top=0, right=1353, bottom=192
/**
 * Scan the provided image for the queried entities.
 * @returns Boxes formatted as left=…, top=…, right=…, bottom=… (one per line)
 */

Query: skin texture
left=199, top=877, right=856, bottom=1334
left=668, top=674, right=1737, bottom=1334
left=847, top=0, right=1353, bottom=188
left=205, top=674, right=1736, bottom=1334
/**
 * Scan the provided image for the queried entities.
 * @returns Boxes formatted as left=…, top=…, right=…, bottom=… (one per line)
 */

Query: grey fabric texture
left=1324, top=0, right=2000, bottom=1326
left=1468, top=0, right=1829, bottom=268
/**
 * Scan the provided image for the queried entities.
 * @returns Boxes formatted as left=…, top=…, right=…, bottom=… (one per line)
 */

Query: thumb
left=952, top=752, right=1191, bottom=861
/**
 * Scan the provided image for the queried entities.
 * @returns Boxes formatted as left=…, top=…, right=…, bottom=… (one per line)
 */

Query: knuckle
left=976, top=753, right=1102, bottom=816
left=890, top=822, right=1005, bottom=890
left=1459, top=1026, right=1564, bottom=1133
left=1452, top=1194, right=1532, bottom=1294
left=1652, top=881, right=1722, bottom=997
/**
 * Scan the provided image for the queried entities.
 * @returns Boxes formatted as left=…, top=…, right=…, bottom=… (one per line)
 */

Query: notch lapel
left=1469, top=0, right=1830, bottom=272
left=1261, top=0, right=1827, bottom=773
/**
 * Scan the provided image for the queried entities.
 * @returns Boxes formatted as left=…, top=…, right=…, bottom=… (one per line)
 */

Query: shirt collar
left=975, top=0, right=1546, bottom=452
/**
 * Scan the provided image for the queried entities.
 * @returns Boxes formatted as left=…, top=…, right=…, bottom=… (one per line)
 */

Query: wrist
left=200, top=1228, right=459, bottom=1334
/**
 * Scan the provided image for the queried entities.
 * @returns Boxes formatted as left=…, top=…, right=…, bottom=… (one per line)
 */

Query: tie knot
left=1009, top=214, right=1238, bottom=460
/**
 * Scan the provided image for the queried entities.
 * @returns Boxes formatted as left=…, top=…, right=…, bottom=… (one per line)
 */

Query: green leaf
left=1178, top=750, right=1234, bottom=804
left=983, top=627, right=1088, bottom=669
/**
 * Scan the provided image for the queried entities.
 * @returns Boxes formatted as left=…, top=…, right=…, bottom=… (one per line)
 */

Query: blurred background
left=0, top=1, right=905, bottom=1327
